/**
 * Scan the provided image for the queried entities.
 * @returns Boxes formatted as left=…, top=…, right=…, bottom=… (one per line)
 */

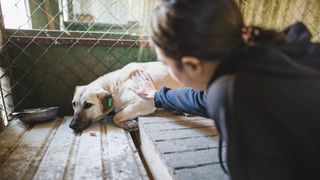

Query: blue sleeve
left=154, top=87, right=208, bottom=117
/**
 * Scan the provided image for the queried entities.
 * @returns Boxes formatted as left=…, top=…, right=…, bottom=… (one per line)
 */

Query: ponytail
left=241, top=26, right=286, bottom=46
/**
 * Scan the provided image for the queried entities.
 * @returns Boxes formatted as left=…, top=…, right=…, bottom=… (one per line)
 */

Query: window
left=0, top=0, right=31, bottom=29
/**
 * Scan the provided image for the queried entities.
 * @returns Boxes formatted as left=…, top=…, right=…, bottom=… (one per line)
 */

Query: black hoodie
left=207, top=22, right=320, bottom=180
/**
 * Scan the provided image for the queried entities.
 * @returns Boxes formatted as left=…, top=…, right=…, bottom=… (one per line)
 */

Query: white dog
left=70, top=61, right=181, bottom=132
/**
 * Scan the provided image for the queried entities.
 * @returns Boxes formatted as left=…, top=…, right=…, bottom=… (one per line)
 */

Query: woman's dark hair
left=150, top=0, right=285, bottom=65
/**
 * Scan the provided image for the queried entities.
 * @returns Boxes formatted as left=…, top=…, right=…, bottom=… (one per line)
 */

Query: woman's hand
left=129, top=70, right=157, bottom=99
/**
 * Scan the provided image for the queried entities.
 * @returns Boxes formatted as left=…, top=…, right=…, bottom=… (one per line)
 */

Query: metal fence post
left=0, top=0, right=13, bottom=127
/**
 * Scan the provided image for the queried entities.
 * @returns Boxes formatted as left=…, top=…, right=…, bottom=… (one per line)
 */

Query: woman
left=131, top=0, right=320, bottom=179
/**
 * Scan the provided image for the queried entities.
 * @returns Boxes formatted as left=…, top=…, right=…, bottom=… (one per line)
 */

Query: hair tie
left=241, top=26, right=260, bottom=46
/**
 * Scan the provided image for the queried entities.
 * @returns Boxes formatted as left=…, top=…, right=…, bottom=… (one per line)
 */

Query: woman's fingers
left=130, top=70, right=154, bottom=84
left=137, top=70, right=156, bottom=88
left=140, top=70, right=150, bottom=80
left=129, top=69, right=156, bottom=99
left=129, top=70, right=138, bottom=78
left=131, top=70, right=145, bottom=84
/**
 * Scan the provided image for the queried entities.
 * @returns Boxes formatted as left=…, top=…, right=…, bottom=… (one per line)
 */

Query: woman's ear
left=181, top=56, right=203, bottom=75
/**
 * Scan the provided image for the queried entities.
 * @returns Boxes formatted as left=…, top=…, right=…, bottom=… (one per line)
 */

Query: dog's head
left=69, top=86, right=114, bottom=132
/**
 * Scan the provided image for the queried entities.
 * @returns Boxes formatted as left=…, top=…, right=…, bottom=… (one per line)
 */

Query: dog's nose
left=69, top=119, right=77, bottom=130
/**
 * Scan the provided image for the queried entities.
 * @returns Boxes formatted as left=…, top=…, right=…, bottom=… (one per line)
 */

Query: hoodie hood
left=209, top=22, right=320, bottom=86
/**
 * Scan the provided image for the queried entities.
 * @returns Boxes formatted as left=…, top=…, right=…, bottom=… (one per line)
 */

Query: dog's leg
left=113, top=104, right=156, bottom=131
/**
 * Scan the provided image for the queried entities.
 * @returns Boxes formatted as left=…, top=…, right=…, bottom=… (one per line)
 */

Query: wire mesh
left=0, top=0, right=319, bottom=124
left=0, top=0, right=158, bottom=119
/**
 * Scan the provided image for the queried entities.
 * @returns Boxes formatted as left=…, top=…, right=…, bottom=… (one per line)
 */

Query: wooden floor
left=0, top=117, right=147, bottom=180
left=0, top=111, right=228, bottom=180
left=139, top=111, right=228, bottom=180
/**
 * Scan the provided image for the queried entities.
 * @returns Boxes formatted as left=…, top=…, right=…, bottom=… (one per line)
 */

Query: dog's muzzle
left=69, top=118, right=77, bottom=130
left=69, top=118, right=91, bottom=132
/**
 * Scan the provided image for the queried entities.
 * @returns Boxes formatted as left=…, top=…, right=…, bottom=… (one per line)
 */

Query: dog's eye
left=83, top=102, right=93, bottom=109
left=72, top=102, right=75, bottom=107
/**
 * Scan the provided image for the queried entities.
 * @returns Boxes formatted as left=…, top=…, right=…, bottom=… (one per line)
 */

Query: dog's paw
left=119, top=120, right=139, bottom=131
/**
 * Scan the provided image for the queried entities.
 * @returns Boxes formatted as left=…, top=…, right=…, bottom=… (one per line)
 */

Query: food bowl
left=12, top=107, right=60, bottom=123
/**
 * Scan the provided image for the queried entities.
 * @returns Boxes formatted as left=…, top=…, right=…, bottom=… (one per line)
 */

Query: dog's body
left=70, top=61, right=181, bottom=131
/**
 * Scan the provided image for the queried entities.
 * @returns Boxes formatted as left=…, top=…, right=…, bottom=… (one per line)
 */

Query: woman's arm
left=129, top=70, right=208, bottom=117
left=154, top=87, right=208, bottom=117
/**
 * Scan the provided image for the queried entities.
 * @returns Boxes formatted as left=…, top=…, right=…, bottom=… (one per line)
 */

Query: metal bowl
left=12, top=107, right=60, bottom=123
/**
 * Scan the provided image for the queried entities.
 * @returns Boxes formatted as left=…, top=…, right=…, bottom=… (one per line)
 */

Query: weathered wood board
left=0, top=116, right=148, bottom=180
left=139, top=111, right=228, bottom=180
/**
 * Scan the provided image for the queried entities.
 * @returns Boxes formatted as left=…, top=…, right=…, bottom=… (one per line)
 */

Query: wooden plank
left=33, top=117, right=75, bottom=180
left=164, top=149, right=223, bottom=169
left=140, top=123, right=174, bottom=180
left=142, top=119, right=214, bottom=131
left=156, top=136, right=220, bottom=154
left=175, top=164, right=228, bottom=180
left=0, top=120, right=31, bottom=164
left=125, top=130, right=149, bottom=180
left=72, top=121, right=104, bottom=180
left=149, top=127, right=218, bottom=141
left=0, top=116, right=148, bottom=180
left=139, top=111, right=227, bottom=180
left=23, top=118, right=64, bottom=180
left=63, top=118, right=148, bottom=180
left=63, top=127, right=81, bottom=179
left=102, top=120, right=148, bottom=180
left=140, top=111, right=207, bottom=124
left=0, top=118, right=61, bottom=179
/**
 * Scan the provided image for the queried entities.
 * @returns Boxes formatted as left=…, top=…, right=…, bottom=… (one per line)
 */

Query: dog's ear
left=97, top=90, right=113, bottom=113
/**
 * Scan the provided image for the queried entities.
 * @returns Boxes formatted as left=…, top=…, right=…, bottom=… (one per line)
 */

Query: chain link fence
left=0, top=0, right=319, bottom=127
